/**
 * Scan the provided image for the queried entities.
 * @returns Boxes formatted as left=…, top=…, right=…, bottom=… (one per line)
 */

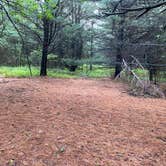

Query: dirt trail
left=0, top=78, right=166, bottom=166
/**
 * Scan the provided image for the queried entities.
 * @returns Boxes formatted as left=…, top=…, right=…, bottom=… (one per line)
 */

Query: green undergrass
left=133, top=68, right=149, bottom=80
left=0, top=66, right=114, bottom=78
left=0, top=66, right=165, bottom=82
left=0, top=66, right=39, bottom=77
left=134, top=68, right=166, bottom=82
left=134, top=68, right=148, bottom=75
left=78, top=68, right=114, bottom=78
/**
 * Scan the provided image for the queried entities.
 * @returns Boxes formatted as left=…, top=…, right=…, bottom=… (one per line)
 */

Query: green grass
left=47, top=68, right=77, bottom=78
left=134, top=68, right=166, bottom=82
left=134, top=68, right=148, bottom=75
left=133, top=68, right=149, bottom=80
left=0, top=66, right=114, bottom=78
left=80, top=68, right=114, bottom=78
left=0, top=66, right=39, bottom=77
left=0, top=66, right=165, bottom=82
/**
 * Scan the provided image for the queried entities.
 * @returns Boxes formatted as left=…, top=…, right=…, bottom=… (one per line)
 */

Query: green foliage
left=48, top=54, right=58, bottom=60
left=63, top=58, right=82, bottom=67
left=30, top=50, right=41, bottom=65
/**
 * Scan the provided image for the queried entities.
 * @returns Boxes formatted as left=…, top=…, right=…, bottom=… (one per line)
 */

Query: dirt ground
left=0, top=78, right=165, bottom=166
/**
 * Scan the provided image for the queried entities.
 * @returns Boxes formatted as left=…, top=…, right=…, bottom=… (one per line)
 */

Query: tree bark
left=114, top=12, right=125, bottom=78
left=90, top=21, right=94, bottom=71
left=114, top=50, right=123, bottom=77
left=40, top=18, right=49, bottom=76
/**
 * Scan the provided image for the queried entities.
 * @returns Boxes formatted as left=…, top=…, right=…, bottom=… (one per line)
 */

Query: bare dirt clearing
left=0, top=78, right=166, bottom=166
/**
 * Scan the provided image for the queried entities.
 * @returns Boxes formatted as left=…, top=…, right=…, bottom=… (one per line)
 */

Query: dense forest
left=0, top=0, right=166, bottom=80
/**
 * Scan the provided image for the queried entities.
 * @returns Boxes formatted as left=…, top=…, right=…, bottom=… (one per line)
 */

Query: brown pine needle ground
left=0, top=78, right=166, bottom=166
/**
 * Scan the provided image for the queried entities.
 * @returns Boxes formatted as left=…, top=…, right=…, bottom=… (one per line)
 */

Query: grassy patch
left=0, top=66, right=114, bottom=78
left=79, top=68, right=114, bottom=78
left=0, top=66, right=39, bottom=77
left=47, top=68, right=77, bottom=78
left=0, top=66, right=165, bottom=82
left=134, top=68, right=166, bottom=82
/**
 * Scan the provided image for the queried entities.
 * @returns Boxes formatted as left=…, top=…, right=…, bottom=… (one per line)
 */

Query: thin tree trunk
left=90, top=21, right=94, bottom=71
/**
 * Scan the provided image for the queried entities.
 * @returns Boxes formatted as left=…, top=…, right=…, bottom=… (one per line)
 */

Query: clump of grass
left=0, top=66, right=39, bottom=77
left=75, top=65, right=114, bottom=78
left=87, top=68, right=114, bottom=78
left=48, top=68, right=77, bottom=78
left=134, top=68, right=148, bottom=76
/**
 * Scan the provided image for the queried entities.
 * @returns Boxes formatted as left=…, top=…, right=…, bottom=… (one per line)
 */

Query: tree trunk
left=114, top=4, right=125, bottom=78
left=114, top=51, right=122, bottom=77
left=114, top=33, right=124, bottom=78
left=40, top=18, right=49, bottom=76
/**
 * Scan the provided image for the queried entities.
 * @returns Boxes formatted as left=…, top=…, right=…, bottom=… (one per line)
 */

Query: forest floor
left=0, top=78, right=166, bottom=166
